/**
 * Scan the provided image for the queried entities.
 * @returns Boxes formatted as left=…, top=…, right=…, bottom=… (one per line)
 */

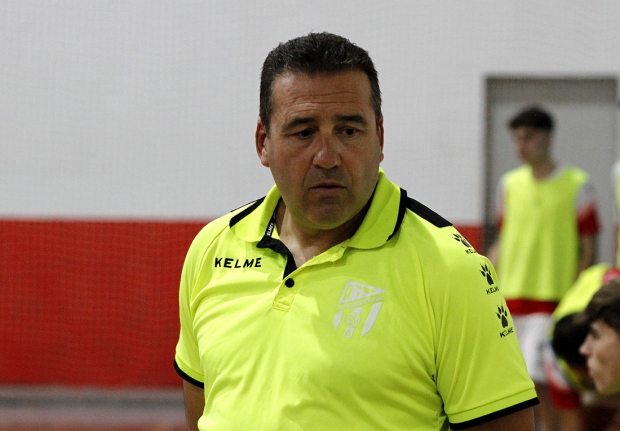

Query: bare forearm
left=578, top=234, right=596, bottom=274
left=487, top=240, right=500, bottom=268
left=182, top=380, right=205, bottom=431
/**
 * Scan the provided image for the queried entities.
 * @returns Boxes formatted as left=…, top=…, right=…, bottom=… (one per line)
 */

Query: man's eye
left=343, top=128, right=357, bottom=136
left=296, top=129, right=313, bottom=138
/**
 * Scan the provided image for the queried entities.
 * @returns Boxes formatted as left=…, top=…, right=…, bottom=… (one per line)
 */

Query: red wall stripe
left=0, top=220, right=206, bottom=388
left=0, top=220, right=482, bottom=387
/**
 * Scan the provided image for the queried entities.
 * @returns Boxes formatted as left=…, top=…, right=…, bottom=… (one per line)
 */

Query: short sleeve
left=575, top=180, right=599, bottom=235
left=431, top=244, right=537, bottom=428
left=174, top=230, right=208, bottom=387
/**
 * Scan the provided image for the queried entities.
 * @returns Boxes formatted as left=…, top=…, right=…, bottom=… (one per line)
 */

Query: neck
left=530, top=159, right=556, bottom=180
left=275, top=202, right=367, bottom=267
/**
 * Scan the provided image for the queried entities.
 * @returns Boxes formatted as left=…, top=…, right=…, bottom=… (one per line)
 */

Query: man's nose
left=313, top=133, right=341, bottom=169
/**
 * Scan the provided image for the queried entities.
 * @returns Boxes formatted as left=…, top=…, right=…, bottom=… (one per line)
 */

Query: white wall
left=1, top=1, right=619, bottom=222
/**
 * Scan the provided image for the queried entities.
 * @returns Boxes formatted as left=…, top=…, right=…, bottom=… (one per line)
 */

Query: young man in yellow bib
left=175, top=32, right=538, bottom=431
left=488, top=106, right=600, bottom=431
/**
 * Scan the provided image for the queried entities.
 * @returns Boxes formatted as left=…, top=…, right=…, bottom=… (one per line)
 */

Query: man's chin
left=305, top=209, right=360, bottom=231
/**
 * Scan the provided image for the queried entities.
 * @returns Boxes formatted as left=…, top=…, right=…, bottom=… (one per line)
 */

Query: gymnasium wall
left=1, top=1, right=619, bottom=387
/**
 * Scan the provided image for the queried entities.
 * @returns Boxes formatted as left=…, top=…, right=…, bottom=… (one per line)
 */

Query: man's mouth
left=312, top=181, right=344, bottom=189
left=310, top=183, right=345, bottom=195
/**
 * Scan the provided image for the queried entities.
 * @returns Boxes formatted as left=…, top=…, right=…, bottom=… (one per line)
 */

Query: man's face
left=256, top=70, right=384, bottom=232
left=579, top=320, right=620, bottom=395
left=512, top=126, right=551, bottom=165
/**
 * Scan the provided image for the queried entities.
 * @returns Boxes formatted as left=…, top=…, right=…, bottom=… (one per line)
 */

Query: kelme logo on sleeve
left=453, top=233, right=476, bottom=254
left=497, top=305, right=515, bottom=338
left=480, top=263, right=499, bottom=295
left=333, top=282, right=385, bottom=338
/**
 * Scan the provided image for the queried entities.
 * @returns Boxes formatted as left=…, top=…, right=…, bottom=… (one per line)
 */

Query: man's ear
left=378, top=116, right=385, bottom=162
left=255, top=119, right=270, bottom=167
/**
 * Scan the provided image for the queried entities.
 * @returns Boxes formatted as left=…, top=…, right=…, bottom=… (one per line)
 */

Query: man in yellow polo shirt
left=175, top=32, right=537, bottom=430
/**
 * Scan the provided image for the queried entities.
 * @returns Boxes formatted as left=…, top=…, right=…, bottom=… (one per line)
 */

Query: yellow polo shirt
left=175, top=170, right=537, bottom=430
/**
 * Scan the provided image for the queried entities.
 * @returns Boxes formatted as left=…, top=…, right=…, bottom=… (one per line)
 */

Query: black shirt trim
left=387, top=188, right=453, bottom=241
left=173, top=359, right=204, bottom=389
left=226, top=195, right=297, bottom=278
left=449, top=397, right=539, bottom=430
left=256, top=202, right=297, bottom=278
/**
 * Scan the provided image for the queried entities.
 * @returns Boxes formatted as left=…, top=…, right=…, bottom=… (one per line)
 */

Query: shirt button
left=285, top=278, right=295, bottom=288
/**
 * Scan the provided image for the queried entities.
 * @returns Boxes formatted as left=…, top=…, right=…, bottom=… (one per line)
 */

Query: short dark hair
left=552, top=313, right=589, bottom=366
left=578, top=278, right=620, bottom=334
left=508, top=106, right=554, bottom=132
left=259, top=32, right=381, bottom=134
